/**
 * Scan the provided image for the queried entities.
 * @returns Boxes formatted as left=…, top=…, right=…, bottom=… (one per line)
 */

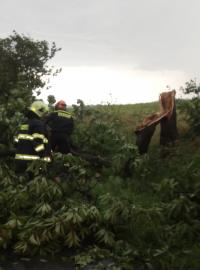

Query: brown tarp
left=135, top=90, right=178, bottom=154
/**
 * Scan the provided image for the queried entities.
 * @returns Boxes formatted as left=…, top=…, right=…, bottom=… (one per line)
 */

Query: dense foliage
left=0, top=33, right=200, bottom=270
left=180, top=79, right=200, bottom=136
left=0, top=31, right=60, bottom=155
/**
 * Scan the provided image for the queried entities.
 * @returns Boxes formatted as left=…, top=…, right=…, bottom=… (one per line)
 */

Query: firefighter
left=14, top=100, right=51, bottom=173
left=45, top=100, right=74, bottom=154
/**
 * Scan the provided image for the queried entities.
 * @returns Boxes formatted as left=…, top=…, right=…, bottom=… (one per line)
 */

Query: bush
left=180, top=79, right=200, bottom=136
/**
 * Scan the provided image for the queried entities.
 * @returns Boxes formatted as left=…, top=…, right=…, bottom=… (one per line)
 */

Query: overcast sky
left=1, top=0, right=200, bottom=104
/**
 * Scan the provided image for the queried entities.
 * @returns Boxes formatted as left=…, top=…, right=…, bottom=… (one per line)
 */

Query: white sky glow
left=1, top=0, right=200, bottom=105
left=41, top=66, right=189, bottom=105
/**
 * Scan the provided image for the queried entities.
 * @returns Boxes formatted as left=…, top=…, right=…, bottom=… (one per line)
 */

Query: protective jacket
left=45, top=110, right=74, bottom=134
left=14, top=117, right=51, bottom=163
left=45, top=110, right=74, bottom=154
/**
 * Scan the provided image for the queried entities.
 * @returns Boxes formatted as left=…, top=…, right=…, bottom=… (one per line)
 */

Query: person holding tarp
left=135, top=90, right=178, bottom=155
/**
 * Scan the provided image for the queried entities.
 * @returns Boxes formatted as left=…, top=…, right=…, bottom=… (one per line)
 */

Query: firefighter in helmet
left=14, top=100, right=51, bottom=173
left=45, top=100, right=74, bottom=154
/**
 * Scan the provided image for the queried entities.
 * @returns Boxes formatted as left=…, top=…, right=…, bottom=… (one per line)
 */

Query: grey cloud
left=0, top=0, right=200, bottom=72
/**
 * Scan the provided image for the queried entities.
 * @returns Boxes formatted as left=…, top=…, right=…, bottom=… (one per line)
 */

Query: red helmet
left=55, top=100, right=67, bottom=110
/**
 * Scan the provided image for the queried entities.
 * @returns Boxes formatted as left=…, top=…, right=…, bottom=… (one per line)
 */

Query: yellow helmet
left=29, top=101, right=49, bottom=118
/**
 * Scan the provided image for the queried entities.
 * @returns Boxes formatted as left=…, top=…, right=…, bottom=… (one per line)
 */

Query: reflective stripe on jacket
left=14, top=118, right=51, bottom=162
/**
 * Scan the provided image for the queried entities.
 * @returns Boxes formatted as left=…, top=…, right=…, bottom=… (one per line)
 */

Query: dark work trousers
left=15, top=159, right=28, bottom=174
left=14, top=160, right=34, bottom=180
left=51, top=132, right=71, bottom=154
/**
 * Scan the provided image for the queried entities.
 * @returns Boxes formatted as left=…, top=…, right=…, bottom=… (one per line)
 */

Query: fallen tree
left=135, top=90, right=178, bottom=154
